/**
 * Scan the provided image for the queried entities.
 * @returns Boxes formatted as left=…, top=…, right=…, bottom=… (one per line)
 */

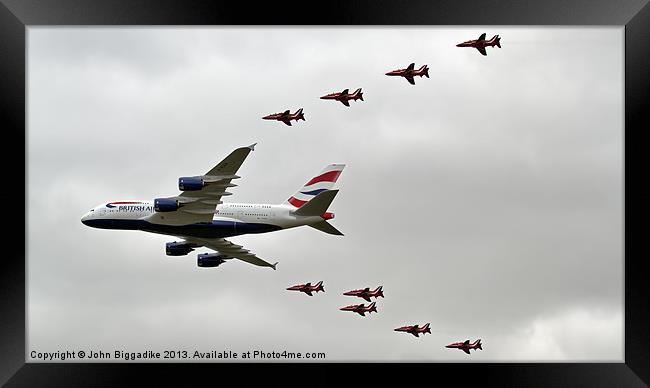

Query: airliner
left=81, top=144, right=344, bottom=270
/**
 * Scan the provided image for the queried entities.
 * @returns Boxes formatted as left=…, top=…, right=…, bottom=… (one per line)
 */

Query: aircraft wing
left=462, top=348, right=471, bottom=355
left=187, top=237, right=278, bottom=270
left=358, top=311, right=366, bottom=316
left=340, top=100, right=350, bottom=107
left=405, top=76, right=415, bottom=85
left=478, top=33, right=486, bottom=41
left=476, top=47, right=487, bottom=56
left=282, top=119, right=292, bottom=126
left=362, top=296, right=371, bottom=302
left=305, top=291, right=313, bottom=296
left=412, top=332, right=419, bottom=337
left=146, top=144, right=255, bottom=226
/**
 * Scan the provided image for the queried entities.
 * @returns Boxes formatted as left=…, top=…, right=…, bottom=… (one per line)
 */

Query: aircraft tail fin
left=374, top=286, right=384, bottom=298
left=293, top=190, right=338, bottom=217
left=423, top=323, right=431, bottom=333
left=476, top=339, right=482, bottom=350
left=284, top=164, right=345, bottom=208
left=368, top=302, right=377, bottom=313
left=315, top=281, right=325, bottom=292
left=419, top=65, right=429, bottom=78
left=494, top=35, right=501, bottom=48
left=353, top=88, right=363, bottom=101
left=309, top=220, right=344, bottom=235
left=295, top=108, right=305, bottom=121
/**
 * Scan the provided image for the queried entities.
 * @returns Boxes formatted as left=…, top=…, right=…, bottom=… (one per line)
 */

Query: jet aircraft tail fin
left=309, top=220, right=344, bottom=235
left=293, top=190, right=338, bottom=217
left=368, top=302, right=377, bottom=313
left=493, top=35, right=501, bottom=48
left=419, top=65, right=429, bottom=78
left=374, top=286, right=384, bottom=298
left=284, top=164, right=345, bottom=208
left=295, top=108, right=305, bottom=120
left=353, top=88, right=363, bottom=101
left=423, top=323, right=431, bottom=333
left=475, top=339, right=482, bottom=350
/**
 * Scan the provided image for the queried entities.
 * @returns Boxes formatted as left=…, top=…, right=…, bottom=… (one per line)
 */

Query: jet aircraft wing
left=187, top=237, right=278, bottom=270
left=282, top=119, right=292, bottom=126
left=412, top=332, right=419, bottom=337
left=146, top=144, right=256, bottom=226
left=405, top=76, right=415, bottom=85
left=305, top=291, right=313, bottom=296
left=462, top=348, right=471, bottom=355
left=476, top=47, right=487, bottom=56
left=340, top=100, right=350, bottom=107
left=478, top=33, right=486, bottom=41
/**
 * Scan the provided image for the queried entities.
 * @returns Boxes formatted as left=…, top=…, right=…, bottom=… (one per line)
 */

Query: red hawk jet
left=339, top=302, right=377, bottom=316
left=262, top=108, right=305, bottom=126
left=446, top=339, right=483, bottom=354
left=456, top=33, right=501, bottom=56
left=343, top=286, right=384, bottom=302
left=320, top=88, right=364, bottom=107
left=286, top=281, right=324, bottom=296
left=385, top=63, right=429, bottom=85
left=394, top=323, right=431, bottom=337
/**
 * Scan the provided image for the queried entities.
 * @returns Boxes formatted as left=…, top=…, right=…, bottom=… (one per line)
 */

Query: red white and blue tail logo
left=286, top=164, right=345, bottom=208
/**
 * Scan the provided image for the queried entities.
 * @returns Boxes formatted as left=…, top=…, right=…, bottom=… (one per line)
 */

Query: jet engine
left=178, top=176, right=205, bottom=191
left=197, top=253, right=227, bottom=268
left=154, top=198, right=179, bottom=212
left=166, top=241, right=195, bottom=256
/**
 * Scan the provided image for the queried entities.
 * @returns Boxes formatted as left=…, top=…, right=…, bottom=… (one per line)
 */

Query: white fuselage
left=81, top=200, right=329, bottom=239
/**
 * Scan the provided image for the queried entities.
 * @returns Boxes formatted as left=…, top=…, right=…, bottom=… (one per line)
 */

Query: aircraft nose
left=81, top=212, right=92, bottom=226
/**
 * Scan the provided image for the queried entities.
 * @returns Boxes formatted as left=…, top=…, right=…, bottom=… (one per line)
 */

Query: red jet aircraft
left=456, top=33, right=501, bottom=56
left=286, top=281, right=324, bottom=296
left=394, top=323, right=431, bottom=337
left=262, top=108, right=305, bottom=126
left=446, top=339, right=483, bottom=354
left=339, top=302, right=377, bottom=316
left=343, top=286, right=384, bottom=302
left=385, top=63, right=429, bottom=85
left=320, top=88, right=364, bottom=107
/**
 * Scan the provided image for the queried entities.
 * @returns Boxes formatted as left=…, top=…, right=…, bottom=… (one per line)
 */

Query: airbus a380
left=81, top=144, right=345, bottom=270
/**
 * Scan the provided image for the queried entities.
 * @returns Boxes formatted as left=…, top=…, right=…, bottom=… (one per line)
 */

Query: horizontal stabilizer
left=293, top=190, right=338, bottom=217
left=309, top=220, right=344, bottom=235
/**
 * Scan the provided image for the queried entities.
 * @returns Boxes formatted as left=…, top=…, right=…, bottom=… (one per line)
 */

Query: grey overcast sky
left=27, top=27, right=623, bottom=362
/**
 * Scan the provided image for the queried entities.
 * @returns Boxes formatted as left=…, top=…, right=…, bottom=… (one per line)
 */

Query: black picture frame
left=2, top=0, right=648, bottom=385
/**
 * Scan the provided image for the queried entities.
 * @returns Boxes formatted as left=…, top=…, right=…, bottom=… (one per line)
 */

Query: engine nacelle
left=197, top=253, right=227, bottom=268
left=166, top=241, right=194, bottom=256
left=178, top=176, right=205, bottom=191
left=154, top=198, right=179, bottom=212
